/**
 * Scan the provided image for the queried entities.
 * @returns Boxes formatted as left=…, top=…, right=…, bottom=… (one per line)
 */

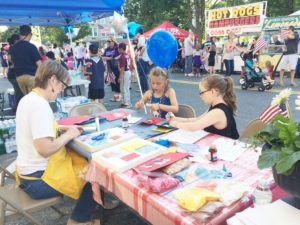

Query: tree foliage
left=124, top=0, right=299, bottom=43
left=0, top=27, right=19, bottom=42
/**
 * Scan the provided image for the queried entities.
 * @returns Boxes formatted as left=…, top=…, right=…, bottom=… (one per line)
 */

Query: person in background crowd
left=222, top=32, right=243, bottom=77
left=167, top=74, right=239, bottom=140
left=279, top=26, right=299, bottom=87
left=65, top=52, right=75, bottom=70
left=39, top=46, right=47, bottom=62
left=74, top=42, right=85, bottom=69
left=15, top=60, right=100, bottom=225
left=201, top=46, right=210, bottom=73
left=136, top=28, right=151, bottom=93
left=52, top=43, right=62, bottom=60
left=118, top=43, right=132, bottom=108
left=295, top=43, right=300, bottom=78
left=135, top=67, right=178, bottom=119
left=184, top=31, right=194, bottom=77
left=46, top=51, right=68, bottom=70
left=0, top=47, right=8, bottom=78
left=83, top=45, right=105, bottom=104
left=192, top=44, right=202, bottom=77
left=208, top=44, right=217, bottom=75
left=7, top=34, right=23, bottom=110
left=10, top=25, right=42, bottom=95
left=102, top=36, right=121, bottom=102
left=272, top=35, right=282, bottom=45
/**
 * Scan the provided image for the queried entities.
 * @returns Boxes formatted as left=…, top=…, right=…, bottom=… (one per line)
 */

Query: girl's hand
left=149, top=103, right=159, bottom=112
left=135, top=100, right=144, bottom=109
left=169, top=119, right=177, bottom=127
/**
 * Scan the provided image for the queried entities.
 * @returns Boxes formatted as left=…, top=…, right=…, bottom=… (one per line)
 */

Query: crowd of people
left=1, top=23, right=300, bottom=225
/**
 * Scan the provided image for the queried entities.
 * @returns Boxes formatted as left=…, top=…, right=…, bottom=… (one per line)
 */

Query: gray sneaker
left=291, top=81, right=297, bottom=87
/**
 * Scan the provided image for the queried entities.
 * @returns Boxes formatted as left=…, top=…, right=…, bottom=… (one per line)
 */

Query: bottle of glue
left=95, top=116, right=100, bottom=132
left=209, top=144, right=218, bottom=162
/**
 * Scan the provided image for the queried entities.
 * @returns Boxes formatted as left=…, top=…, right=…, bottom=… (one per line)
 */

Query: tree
left=40, top=27, right=68, bottom=46
left=0, top=27, right=19, bottom=42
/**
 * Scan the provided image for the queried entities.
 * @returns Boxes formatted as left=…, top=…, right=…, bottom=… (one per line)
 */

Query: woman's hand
left=65, top=126, right=82, bottom=139
left=169, top=119, right=177, bottom=128
left=135, top=100, right=144, bottom=109
left=166, top=112, right=175, bottom=122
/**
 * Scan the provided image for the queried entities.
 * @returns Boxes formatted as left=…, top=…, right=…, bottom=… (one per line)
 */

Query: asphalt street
left=0, top=71, right=300, bottom=225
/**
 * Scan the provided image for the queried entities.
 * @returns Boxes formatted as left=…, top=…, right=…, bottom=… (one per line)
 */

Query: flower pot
left=272, top=162, right=300, bottom=199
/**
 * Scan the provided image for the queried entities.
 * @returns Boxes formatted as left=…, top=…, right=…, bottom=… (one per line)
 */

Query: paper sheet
left=128, top=116, right=142, bottom=124
left=212, top=138, right=247, bottom=162
left=121, top=139, right=146, bottom=151
left=228, top=200, right=300, bottom=225
left=152, top=127, right=173, bottom=133
left=163, top=129, right=209, bottom=144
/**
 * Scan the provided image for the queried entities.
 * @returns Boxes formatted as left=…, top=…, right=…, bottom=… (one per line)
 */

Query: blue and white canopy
left=0, top=0, right=125, bottom=26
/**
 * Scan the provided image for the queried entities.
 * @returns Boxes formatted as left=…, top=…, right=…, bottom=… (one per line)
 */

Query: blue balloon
left=128, top=22, right=142, bottom=38
left=147, top=30, right=178, bottom=68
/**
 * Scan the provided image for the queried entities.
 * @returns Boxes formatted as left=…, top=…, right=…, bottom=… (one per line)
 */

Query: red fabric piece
left=144, top=21, right=189, bottom=39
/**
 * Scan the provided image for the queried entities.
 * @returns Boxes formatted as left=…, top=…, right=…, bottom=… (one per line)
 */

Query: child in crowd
left=167, top=74, right=239, bottom=139
left=208, top=44, right=216, bottom=75
left=118, top=43, right=132, bottom=108
left=135, top=67, right=179, bottom=118
left=192, top=44, right=202, bottom=77
left=201, top=46, right=210, bottom=73
left=65, top=52, right=75, bottom=70
left=264, top=60, right=274, bottom=80
left=84, top=44, right=105, bottom=103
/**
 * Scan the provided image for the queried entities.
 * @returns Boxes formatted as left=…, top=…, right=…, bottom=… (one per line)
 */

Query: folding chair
left=69, top=102, right=107, bottom=116
left=239, top=118, right=265, bottom=141
left=0, top=162, right=64, bottom=225
left=174, top=104, right=196, bottom=118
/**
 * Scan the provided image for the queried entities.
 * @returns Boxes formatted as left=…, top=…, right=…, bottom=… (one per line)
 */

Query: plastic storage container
left=253, top=179, right=272, bottom=206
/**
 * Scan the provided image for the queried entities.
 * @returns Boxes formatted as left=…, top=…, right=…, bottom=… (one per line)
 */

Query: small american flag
left=253, top=35, right=267, bottom=54
left=259, top=103, right=289, bottom=123
left=280, top=29, right=289, bottom=40
left=106, top=72, right=116, bottom=84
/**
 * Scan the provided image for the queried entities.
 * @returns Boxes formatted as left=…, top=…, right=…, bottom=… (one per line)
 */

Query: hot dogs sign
left=206, top=1, right=267, bottom=36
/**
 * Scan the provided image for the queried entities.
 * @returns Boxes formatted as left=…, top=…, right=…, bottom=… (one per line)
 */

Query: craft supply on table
left=100, top=110, right=130, bottom=121
left=92, top=138, right=168, bottom=173
left=162, top=158, right=190, bottom=175
left=95, top=116, right=100, bottom=131
left=253, top=179, right=272, bottom=206
left=173, top=187, right=220, bottom=212
left=136, top=174, right=181, bottom=193
left=208, top=144, right=218, bottom=162
left=163, top=129, right=209, bottom=144
left=122, top=116, right=129, bottom=129
left=74, top=127, right=136, bottom=153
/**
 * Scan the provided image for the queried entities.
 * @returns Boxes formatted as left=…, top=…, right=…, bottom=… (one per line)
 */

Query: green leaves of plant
left=275, top=151, right=300, bottom=175
left=258, top=150, right=280, bottom=169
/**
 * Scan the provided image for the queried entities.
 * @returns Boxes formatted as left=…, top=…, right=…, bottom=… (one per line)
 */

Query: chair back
left=174, top=104, right=196, bottom=118
left=239, top=118, right=265, bottom=141
left=69, top=103, right=107, bottom=116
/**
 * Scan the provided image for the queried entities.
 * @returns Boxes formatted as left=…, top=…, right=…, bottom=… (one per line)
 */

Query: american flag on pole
left=259, top=103, right=289, bottom=123
left=280, top=29, right=289, bottom=40
left=253, top=35, right=267, bottom=54
left=106, top=72, right=116, bottom=84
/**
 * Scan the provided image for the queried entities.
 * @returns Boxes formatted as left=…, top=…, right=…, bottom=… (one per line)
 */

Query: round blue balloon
left=147, top=30, right=178, bottom=68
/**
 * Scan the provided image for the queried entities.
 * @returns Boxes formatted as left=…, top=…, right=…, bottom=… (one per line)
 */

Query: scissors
left=91, top=132, right=106, bottom=141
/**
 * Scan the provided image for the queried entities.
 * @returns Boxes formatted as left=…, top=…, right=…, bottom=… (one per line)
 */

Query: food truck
left=205, top=1, right=267, bottom=72
left=259, top=14, right=300, bottom=71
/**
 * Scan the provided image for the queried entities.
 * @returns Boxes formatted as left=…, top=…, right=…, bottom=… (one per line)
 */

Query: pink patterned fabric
left=85, top=134, right=273, bottom=225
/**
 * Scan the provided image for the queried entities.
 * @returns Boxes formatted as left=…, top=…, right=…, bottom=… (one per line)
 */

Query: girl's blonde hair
left=149, top=67, right=169, bottom=91
left=202, top=74, right=237, bottom=115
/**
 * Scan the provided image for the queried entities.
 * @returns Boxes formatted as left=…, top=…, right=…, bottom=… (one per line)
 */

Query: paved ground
left=1, top=71, right=300, bottom=224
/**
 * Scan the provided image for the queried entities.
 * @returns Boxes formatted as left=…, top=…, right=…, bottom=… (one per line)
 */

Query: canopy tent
left=144, top=21, right=189, bottom=39
left=0, top=0, right=125, bottom=26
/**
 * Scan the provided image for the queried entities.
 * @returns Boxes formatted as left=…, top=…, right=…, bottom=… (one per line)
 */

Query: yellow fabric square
left=121, top=139, right=146, bottom=151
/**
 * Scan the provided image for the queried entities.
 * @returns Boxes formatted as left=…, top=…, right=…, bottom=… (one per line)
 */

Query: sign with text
left=262, top=15, right=300, bottom=31
left=206, top=1, right=267, bottom=36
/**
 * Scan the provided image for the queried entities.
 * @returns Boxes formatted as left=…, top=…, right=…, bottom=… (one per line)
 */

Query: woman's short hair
left=35, top=60, right=70, bottom=89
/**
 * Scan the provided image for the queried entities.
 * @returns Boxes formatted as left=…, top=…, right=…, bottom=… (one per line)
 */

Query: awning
left=144, top=21, right=189, bottom=39
left=0, top=0, right=125, bottom=26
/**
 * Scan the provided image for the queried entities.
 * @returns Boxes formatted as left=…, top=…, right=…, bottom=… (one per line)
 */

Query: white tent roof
left=290, top=10, right=300, bottom=16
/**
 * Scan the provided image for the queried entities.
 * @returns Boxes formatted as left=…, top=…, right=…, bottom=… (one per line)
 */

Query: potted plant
left=251, top=89, right=300, bottom=199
